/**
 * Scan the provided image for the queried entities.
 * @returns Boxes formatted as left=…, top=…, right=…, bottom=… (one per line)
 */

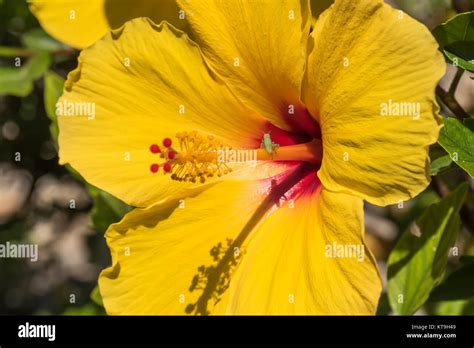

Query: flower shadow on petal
left=184, top=165, right=307, bottom=315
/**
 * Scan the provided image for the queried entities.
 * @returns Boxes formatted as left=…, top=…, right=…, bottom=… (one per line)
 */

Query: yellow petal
left=28, top=0, right=109, bottom=49
left=28, top=0, right=188, bottom=49
left=177, top=0, right=312, bottom=131
left=216, top=188, right=381, bottom=314
left=99, top=177, right=284, bottom=315
left=303, top=0, right=445, bottom=206
left=99, top=170, right=381, bottom=315
left=58, top=18, right=268, bottom=207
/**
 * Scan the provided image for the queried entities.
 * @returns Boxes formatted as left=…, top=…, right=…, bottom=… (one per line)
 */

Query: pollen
left=148, top=133, right=232, bottom=182
left=170, top=131, right=232, bottom=183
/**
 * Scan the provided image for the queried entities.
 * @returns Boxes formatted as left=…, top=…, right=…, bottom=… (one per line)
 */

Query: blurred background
left=0, top=0, right=473, bottom=315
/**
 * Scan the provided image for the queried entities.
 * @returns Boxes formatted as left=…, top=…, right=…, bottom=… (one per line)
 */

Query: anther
left=166, top=131, right=232, bottom=183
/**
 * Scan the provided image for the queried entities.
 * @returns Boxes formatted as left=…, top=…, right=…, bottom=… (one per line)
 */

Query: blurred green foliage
left=0, top=0, right=473, bottom=316
left=0, top=0, right=131, bottom=315
left=43, top=70, right=63, bottom=143
left=0, top=50, right=50, bottom=96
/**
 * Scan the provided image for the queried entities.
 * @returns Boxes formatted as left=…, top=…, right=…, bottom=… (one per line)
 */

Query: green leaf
left=376, top=292, right=391, bottom=315
left=90, top=285, right=104, bottom=307
left=429, top=256, right=474, bottom=301
left=24, top=51, right=51, bottom=81
left=22, top=28, right=64, bottom=52
left=438, top=117, right=474, bottom=177
left=63, top=303, right=104, bottom=316
left=429, top=144, right=455, bottom=176
left=387, top=183, right=468, bottom=315
left=432, top=298, right=474, bottom=315
left=430, top=154, right=454, bottom=176
left=0, top=50, right=51, bottom=97
left=44, top=70, right=64, bottom=145
left=463, top=117, right=474, bottom=131
left=0, top=68, right=32, bottom=96
left=0, top=46, right=34, bottom=57
left=88, top=186, right=132, bottom=234
left=432, top=11, right=474, bottom=72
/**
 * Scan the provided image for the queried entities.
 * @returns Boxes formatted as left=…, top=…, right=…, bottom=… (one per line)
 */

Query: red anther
left=150, top=163, right=159, bottom=173
left=163, top=138, right=172, bottom=147
left=167, top=151, right=176, bottom=160
left=150, top=144, right=161, bottom=154
left=163, top=162, right=172, bottom=173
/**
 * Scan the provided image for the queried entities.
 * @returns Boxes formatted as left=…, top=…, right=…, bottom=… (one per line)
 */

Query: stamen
left=256, top=139, right=322, bottom=163
left=148, top=133, right=322, bottom=180
left=169, top=132, right=232, bottom=183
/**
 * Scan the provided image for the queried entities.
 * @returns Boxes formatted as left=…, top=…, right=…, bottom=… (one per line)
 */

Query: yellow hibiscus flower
left=28, top=0, right=189, bottom=49
left=46, top=0, right=444, bottom=314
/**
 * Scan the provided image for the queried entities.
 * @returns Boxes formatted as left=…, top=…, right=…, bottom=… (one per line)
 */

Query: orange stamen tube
left=256, top=139, right=322, bottom=163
